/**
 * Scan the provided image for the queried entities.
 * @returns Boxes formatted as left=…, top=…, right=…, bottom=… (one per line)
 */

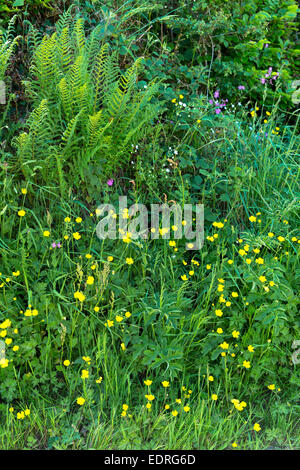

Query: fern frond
left=31, top=34, right=56, bottom=96
left=92, top=43, right=109, bottom=111
left=108, top=58, right=142, bottom=117
left=58, top=27, right=73, bottom=72
left=87, top=110, right=104, bottom=147
left=74, top=17, right=85, bottom=54
left=0, top=18, right=21, bottom=80
left=58, top=77, right=72, bottom=119
left=55, top=7, right=75, bottom=36
left=61, top=111, right=83, bottom=154
left=24, top=20, right=43, bottom=53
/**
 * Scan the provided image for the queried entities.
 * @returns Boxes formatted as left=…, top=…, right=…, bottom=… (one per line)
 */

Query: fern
left=92, top=43, right=109, bottom=111
left=0, top=16, right=21, bottom=80
left=74, top=17, right=85, bottom=54
left=108, top=58, right=143, bottom=117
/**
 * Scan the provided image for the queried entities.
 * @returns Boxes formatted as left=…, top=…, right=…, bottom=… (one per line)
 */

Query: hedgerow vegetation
left=0, top=0, right=299, bottom=450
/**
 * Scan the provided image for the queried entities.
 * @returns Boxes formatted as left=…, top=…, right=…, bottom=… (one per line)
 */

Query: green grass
left=0, top=395, right=299, bottom=450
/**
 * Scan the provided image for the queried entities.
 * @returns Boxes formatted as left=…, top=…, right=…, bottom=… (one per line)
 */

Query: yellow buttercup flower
left=74, top=291, right=85, bottom=302
left=82, top=356, right=91, bottom=364
left=86, top=276, right=94, bottom=285
left=0, top=358, right=9, bottom=368
left=145, top=394, right=155, bottom=401
left=73, top=232, right=81, bottom=240
left=81, top=369, right=89, bottom=379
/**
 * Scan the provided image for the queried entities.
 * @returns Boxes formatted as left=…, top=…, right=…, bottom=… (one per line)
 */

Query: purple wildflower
left=107, top=179, right=114, bottom=187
